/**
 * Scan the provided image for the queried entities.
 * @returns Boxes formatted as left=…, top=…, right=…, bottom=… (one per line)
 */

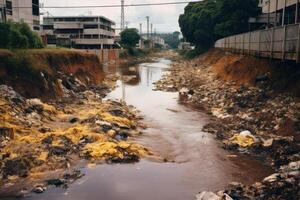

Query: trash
left=229, top=131, right=256, bottom=148
left=196, top=191, right=221, bottom=200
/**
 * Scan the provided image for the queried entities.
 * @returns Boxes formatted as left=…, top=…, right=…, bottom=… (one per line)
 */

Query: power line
left=12, top=1, right=201, bottom=9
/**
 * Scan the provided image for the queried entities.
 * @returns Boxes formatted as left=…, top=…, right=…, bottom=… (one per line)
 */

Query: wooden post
left=234, top=35, right=237, bottom=53
left=282, top=0, right=287, bottom=26
left=249, top=32, right=251, bottom=55
left=271, top=27, right=275, bottom=59
left=282, top=26, right=287, bottom=61
left=242, top=34, right=245, bottom=54
left=296, top=24, right=300, bottom=62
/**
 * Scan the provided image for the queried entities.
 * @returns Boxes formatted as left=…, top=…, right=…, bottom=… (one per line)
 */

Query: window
left=32, top=0, right=39, bottom=16
left=84, top=24, right=98, bottom=29
left=6, top=0, right=12, bottom=15
left=43, top=25, right=53, bottom=30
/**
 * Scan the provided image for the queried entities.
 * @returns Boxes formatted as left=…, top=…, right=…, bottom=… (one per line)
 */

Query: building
left=257, top=0, right=300, bottom=25
left=138, top=34, right=166, bottom=49
left=178, top=42, right=192, bottom=50
left=0, top=0, right=40, bottom=31
left=42, top=16, right=116, bottom=49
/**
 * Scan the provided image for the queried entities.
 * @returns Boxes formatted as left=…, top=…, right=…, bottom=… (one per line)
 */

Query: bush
left=0, top=22, right=44, bottom=49
left=0, top=51, right=40, bottom=80
left=179, top=47, right=206, bottom=59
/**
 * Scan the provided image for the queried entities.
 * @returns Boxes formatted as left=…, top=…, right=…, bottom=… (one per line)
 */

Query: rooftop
left=44, top=15, right=115, bottom=25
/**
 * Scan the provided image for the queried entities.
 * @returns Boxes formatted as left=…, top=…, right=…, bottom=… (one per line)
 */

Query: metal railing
left=215, top=23, right=300, bottom=62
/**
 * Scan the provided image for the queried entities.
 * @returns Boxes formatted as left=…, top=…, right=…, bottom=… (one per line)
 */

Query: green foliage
left=179, top=0, right=259, bottom=49
left=120, top=47, right=154, bottom=58
left=178, top=47, right=206, bottom=59
left=160, top=31, right=180, bottom=49
left=120, top=28, right=141, bottom=48
left=0, top=22, right=44, bottom=49
left=0, top=51, right=40, bottom=80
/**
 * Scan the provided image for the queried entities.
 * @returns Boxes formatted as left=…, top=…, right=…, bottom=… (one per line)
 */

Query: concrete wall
left=261, top=0, right=299, bottom=13
left=5, top=0, right=39, bottom=30
left=84, top=49, right=120, bottom=64
left=215, top=23, right=300, bottom=62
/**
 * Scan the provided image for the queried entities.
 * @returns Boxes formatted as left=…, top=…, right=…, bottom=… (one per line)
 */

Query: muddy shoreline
left=154, top=49, right=300, bottom=199
left=0, top=54, right=154, bottom=198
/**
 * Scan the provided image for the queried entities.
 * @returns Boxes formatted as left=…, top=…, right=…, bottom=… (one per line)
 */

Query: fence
left=215, top=23, right=300, bottom=62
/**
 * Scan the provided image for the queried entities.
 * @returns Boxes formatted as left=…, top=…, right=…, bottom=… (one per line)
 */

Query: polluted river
left=26, top=55, right=272, bottom=200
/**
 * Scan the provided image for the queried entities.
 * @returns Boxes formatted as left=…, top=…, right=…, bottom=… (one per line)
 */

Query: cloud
left=40, top=0, right=189, bottom=33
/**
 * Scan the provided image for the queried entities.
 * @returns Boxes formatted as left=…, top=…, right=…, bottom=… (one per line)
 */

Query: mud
left=0, top=71, right=149, bottom=198
left=154, top=49, right=300, bottom=199
left=25, top=51, right=274, bottom=200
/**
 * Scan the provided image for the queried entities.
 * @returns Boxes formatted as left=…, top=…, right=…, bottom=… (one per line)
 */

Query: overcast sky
left=40, top=0, right=192, bottom=33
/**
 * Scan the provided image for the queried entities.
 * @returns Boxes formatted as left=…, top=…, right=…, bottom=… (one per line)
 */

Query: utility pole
left=146, top=16, right=150, bottom=40
left=151, top=23, right=153, bottom=39
left=121, top=0, right=125, bottom=31
left=125, top=21, right=129, bottom=29
left=139, top=23, right=142, bottom=36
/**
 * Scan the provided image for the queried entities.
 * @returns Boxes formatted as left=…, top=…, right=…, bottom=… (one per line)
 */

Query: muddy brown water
left=26, top=57, right=272, bottom=200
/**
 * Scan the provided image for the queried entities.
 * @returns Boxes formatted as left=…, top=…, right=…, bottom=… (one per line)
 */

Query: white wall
left=261, top=0, right=299, bottom=13
left=5, top=0, right=39, bottom=30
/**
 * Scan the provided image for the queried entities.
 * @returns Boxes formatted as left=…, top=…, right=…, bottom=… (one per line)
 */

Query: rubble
left=0, top=83, right=150, bottom=196
left=155, top=51, right=300, bottom=199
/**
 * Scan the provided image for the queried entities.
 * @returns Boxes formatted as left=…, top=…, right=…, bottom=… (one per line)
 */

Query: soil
left=155, top=49, right=300, bottom=199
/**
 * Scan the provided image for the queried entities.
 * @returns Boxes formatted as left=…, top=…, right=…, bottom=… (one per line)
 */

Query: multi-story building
left=257, top=0, right=300, bottom=25
left=42, top=16, right=116, bottom=49
left=259, top=0, right=298, bottom=14
left=0, top=0, right=40, bottom=31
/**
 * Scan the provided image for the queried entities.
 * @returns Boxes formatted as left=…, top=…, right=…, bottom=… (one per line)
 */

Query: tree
left=0, top=22, right=44, bottom=49
left=0, top=23, right=10, bottom=48
left=178, top=0, right=259, bottom=50
left=161, top=31, right=181, bottom=49
left=214, top=0, right=259, bottom=39
left=120, top=28, right=140, bottom=48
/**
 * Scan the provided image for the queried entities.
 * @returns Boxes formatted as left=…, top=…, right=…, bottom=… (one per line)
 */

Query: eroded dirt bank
left=155, top=49, right=300, bottom=199
left=0, top=49, right=150, bottom=198
left=0, top=49, right=105, bottom=100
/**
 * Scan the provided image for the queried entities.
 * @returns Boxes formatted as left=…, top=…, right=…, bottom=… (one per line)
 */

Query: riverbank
left=0, top=49, right=150, bottom=198
left=26, top=51, right=272, bottom=200
left=155, top=49, right=300, bottom=199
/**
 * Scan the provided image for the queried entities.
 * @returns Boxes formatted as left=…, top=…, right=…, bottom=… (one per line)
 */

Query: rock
left=47, top=178, right=66, bottom=187
left=263, top=173, right=279, bottom=183
left=0, top=127, right=14, bottom=140
left=255, top=74, right=269, bottom=83
left=107, top=130, right=117, bottom=138
left=262, top=138, right=273, bottom=148
left=196, top=191, right=221, bottom=200
left=109, top=108, right=125, bottom=117
left=3, top=157, right=32, bottom=178
left=107, top=154, right=140, bottom=164
left=95, top=120, right=113, bottom=132
left=49, top=146, right=69, bottom=156
left=32, top=185, right=46, bottom=194
left=69, top=118, right=79, bottom=124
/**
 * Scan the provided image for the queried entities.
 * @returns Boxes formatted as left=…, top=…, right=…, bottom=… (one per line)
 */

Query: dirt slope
left=0, top=49, right=105, bottom=100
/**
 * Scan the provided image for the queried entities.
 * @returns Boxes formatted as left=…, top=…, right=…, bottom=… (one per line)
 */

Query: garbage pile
left=155, top=57, right=300, bottom=199
left=0, top=84, right=150, bottom=195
